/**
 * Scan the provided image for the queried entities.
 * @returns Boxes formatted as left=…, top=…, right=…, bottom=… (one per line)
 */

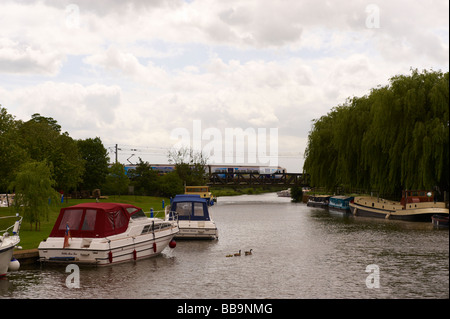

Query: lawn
left=0, top=195, right=169, bottom=250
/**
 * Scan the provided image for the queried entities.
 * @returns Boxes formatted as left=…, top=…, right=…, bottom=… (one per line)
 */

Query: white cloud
left=83, top=46, right=169, bottom=87
left=0, top=38, right=65, bottom=75
left=0, top=0, right=448, bottom=171
left=1, top=82, right=121, bottom=138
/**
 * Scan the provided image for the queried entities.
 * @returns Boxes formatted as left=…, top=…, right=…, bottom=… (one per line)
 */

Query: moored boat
left=277, top=189, right=291, bottom=197
left=184, top=186, right=215, bottom=205
left=329, top=196, right=354, bottom=212
left=306, top=195, right=331, bottom=208
left=0, top=215, right=22, bottom=276
left=349, top=190, right=449, bottom=222
left=431, top=214, right=449, bottom=227
left=167, top=195, right=218, bottom=239
left=38, top=202, right=178, bottom=265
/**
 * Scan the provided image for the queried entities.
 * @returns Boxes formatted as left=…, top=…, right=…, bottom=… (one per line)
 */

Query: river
left=1, top=193, right=448, bottom=299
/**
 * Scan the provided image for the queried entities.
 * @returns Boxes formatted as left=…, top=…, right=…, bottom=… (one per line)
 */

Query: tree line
left=1, top=108, right=207, bottom=228
left=1, top=111, right=109, bottom=195
left=303, top=69, right=449, bottom=199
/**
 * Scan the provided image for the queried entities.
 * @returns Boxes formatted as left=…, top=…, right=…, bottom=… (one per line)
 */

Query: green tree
left=77, top=137, right=109, bottom=191
left=290, top=185, right=303, bottom=203
left=168, top=147, right=208, bottom=186
left=9, top=161, right=60, bottom=230
left=303, top=69, right=449, bottom=196
left=103, top=163, right=129, bottom=196
left=128, top=158, right=159, bottom=195
left=0, top=106, right=28, bottom=192
left=158, top=171, right=184, bottom=198
left=17, top=114, right=84, bottom=192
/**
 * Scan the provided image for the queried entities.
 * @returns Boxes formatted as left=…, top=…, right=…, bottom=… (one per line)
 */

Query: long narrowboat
left=306, top=195, right=331, bottom=208
left=349, top=190, right=449, bottom=222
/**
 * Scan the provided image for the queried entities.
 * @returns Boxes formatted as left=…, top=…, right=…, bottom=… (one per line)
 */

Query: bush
left=290, top=185, right=303, bottom=203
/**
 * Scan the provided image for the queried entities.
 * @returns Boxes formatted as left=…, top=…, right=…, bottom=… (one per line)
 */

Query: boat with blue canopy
left=329, top=196, right=354, bottom=212
left=166, top=195, right=218, bottom=239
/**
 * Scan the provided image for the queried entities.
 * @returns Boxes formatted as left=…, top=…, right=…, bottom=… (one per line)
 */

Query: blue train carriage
left=328, top=196, right=354, bottom=212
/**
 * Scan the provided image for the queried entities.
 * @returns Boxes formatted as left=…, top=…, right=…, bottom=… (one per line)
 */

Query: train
left=123, top=164, right=286, bottom=177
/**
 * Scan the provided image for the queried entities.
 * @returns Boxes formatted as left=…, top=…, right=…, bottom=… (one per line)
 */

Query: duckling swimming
left=226, top=254, right=233, bottom=257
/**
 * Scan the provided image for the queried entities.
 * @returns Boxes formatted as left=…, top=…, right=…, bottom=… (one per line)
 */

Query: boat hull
left=349, top=198, right=449, bottom=222
left=328, top=204, right=351, bottom=212
left=39, top=225, right=178, bottom=266
left=0, top=245, right=15, bottom=276
left=432, top=215, right=449, bottom=227
left=307, top=201, right=329, bottom=208
left=0, top=227, right=20, bottom=276
left=176, top=220, right=218, bottom=239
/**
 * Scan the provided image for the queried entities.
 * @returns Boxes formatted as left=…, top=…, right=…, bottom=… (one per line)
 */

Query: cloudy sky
left=0, top=0, right=448, bottom=172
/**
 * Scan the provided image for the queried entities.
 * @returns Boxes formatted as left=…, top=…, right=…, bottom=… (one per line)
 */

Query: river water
left=1, top=193, right=448, bottom=299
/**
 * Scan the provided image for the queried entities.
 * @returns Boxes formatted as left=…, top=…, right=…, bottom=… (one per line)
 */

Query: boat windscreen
left=130, top=209, right=147, bottom=219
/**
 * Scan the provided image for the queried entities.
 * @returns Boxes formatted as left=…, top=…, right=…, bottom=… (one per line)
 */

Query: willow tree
left=303, top=112, right=338, bottom=190
left=9, top=161, right=60, bottom=230
left=362, top=69, right=449, bottom=194
left=303, top=69, right=449, bottom=196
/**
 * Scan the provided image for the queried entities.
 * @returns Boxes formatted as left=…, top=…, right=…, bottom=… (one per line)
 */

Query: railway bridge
left=207, top=172, right=310, bottom=188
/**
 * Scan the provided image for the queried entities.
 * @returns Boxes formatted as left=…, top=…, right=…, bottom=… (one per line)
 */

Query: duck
left=245, top=249, right=253, bottom=256
left=234, top=250, right=241, bottom=257
left=226, top=254, right=233, bottom=257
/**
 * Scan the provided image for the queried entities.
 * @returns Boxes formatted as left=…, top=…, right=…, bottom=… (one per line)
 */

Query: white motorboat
left=277, top=189, right=291, bottom=197
left=0, top=215, right=22, bottom=276
left=166, top=195, right=218, bottom=240
left=38, top=202, right=179, bottom=265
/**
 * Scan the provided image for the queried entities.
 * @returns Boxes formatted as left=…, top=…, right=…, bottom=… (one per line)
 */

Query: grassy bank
left=0, top=195, right=169, bottom=250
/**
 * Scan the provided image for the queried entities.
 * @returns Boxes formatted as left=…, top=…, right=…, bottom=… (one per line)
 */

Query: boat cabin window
left=186, top=187, right=209, bottom=193
left=82, top=209, right=97, bottom=231
left=174, top=201, right=206, bottom=218
left=107, top=210, right=128, bottom=230
left=175, top=202, right=192, bottom=217
left=194, top=202, right=204, bottom=217
left=58, top=209, right=83, bottom=230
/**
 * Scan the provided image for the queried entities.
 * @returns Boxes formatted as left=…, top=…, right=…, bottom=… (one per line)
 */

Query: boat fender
left=153, top=242, right=157, bottom=253
left=108, top=251, right=113, bottom=263
left=133, top=249, right=137, bottom=260
left=9, top=258, right=20, bottom=271
left=169, top=239, right=176, bottom=249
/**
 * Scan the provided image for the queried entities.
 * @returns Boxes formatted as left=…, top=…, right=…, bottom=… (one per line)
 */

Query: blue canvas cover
left=170, top=195, right=210, bottom=221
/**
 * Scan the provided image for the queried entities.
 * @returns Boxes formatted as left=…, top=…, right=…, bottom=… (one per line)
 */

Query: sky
left=0, top=0, right=448, bottom=172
